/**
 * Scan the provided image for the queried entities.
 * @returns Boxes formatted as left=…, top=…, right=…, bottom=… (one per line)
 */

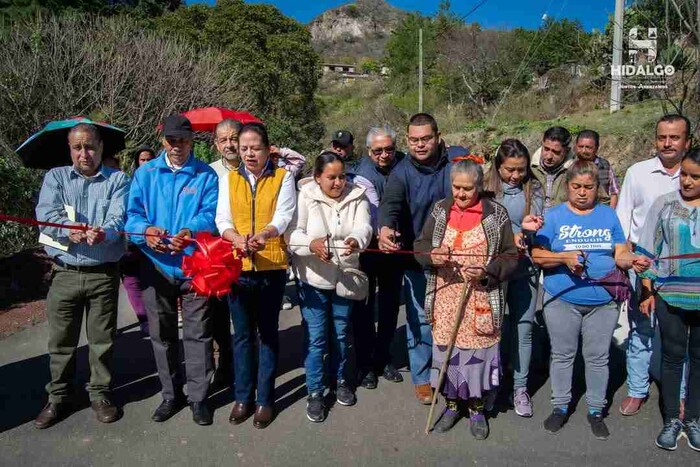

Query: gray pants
left=504, top=265, right=539, bottom=390
left=543, top=292, right=619, bottom=412
left=142, top=261, right=213, bottom=402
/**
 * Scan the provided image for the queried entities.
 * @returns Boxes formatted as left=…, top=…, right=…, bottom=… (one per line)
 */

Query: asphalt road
left=0, top=285, right=696, bottom=466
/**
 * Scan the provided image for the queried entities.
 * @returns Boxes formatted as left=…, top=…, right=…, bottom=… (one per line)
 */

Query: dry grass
left=318, top=77, right=669, bottom=176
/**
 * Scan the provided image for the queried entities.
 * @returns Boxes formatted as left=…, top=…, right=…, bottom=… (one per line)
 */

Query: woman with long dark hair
left=485, top=139, right=544, bottom=417
left=637, top=148, right=700, bottom=451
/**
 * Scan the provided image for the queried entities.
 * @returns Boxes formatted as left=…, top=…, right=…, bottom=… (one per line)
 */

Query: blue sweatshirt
left=379, top=143, right=467, bottom=268
left=125, top=151, right=219, bottom=280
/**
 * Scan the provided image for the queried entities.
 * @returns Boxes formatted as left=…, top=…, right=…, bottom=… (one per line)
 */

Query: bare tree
left=0, top=14, right=251, bottom=156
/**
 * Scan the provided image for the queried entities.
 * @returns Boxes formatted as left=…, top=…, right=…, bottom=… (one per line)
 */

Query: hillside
left=318, top=78, right=662, bottom=177
left=308, top=0, right=406, bottom=61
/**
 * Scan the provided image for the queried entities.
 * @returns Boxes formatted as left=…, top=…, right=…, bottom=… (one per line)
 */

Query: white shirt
left=165, top=153, right=189, bottom=171
left=215, top=165, right=296, bottom=236
left=616, top=156, right=680, bottom=243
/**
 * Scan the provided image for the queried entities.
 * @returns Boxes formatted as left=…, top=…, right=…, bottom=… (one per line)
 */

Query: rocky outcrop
left=309, top=0, right=406, bottom=60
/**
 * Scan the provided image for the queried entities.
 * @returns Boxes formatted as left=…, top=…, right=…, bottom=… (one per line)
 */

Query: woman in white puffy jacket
left=286, top=151, right=373, bottom=423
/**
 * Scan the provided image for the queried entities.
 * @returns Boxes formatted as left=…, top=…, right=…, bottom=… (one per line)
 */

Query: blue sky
left=197, top=1, right=623, bottom=31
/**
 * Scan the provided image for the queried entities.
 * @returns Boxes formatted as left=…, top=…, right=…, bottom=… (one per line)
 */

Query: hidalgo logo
left=611, top=26, right=675, bottom=77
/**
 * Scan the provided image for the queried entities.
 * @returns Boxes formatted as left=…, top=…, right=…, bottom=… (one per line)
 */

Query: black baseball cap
left=162, top=115, right=193, bottom=139
left=331, top=130, right=354, bottom=147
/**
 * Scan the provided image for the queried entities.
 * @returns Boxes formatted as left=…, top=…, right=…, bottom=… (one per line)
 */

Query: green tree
left=525, top=18, right=591, bottom=73
left=360, top=58, right=380, bottom=74
left=384, top=13, right=437, bottom=91
left=155, top=0, right=323, bottom=153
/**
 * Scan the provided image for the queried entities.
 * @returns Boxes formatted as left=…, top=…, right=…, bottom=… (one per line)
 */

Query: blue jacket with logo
left=125, top=151, right=219, bottom=280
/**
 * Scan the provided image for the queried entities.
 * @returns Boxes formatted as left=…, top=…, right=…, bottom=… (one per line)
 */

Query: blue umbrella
left=16, top=117, right=126, bottom=170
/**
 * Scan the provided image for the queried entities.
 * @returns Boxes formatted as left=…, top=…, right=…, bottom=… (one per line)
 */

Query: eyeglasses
left=371, top=146, right=395, bottom=156
left=407, top=135, right=435, bottom=145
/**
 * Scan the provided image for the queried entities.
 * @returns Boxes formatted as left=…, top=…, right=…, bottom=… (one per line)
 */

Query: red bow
left=453, top=154, right=485, bottom=165
left=181, top=232, right=243, bottom=298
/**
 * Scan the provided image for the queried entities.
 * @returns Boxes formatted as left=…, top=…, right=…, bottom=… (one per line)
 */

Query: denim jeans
left=503, top=266, right=539, bottom=390
left=404, top=268, right=432, bottom=385
left=543, top=293, right=619, bottom=412
left=625, top=270, right=656, bottom=398
left=228, top=270, right=286, bottom=406
left=298, top=282, right=354, bottom=394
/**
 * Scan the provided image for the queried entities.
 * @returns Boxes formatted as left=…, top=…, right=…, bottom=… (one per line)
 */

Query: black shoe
left=382, top=364, right=404, bottom=383
left=306, top=393, right=326, bottom=423
left=335, top=381, right=357, bottom=406
left=587, top=412, right=610, bottom=440
left=655, top=418, right=684, bottom=450
left=190, top=401, right=213, bottom=426
left=468, top=409, right=490, bottom=440
left=152, top=397, right=186, bottom=423
left=544, top=408, right=568, bottom=433
left=360, top=370, right=378, bottom=389
left=433, top=408, right=460, bottom=433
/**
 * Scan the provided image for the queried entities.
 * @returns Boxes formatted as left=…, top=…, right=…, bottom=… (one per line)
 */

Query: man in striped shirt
left=34, top=123, right=130, bottom=429
left=575, top=130, right=620, bottom=208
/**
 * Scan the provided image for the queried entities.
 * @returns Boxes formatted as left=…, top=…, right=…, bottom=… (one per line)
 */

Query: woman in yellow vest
left=215, top=123, right=297, bottom=429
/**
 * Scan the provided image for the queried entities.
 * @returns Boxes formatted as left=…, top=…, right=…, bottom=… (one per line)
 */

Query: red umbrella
left=180, top=107, right=262, bottom=132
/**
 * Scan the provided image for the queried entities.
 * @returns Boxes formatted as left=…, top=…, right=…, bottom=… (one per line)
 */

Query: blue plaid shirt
left=35, top=165, right=130, bottom=266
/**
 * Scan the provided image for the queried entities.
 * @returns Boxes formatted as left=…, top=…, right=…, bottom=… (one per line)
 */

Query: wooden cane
left=424, top=280, right=474, bottom=434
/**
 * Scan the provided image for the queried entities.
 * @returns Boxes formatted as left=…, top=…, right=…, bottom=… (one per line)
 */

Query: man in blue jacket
left=126, top=115, right=219, bottom=426
left=378, top=113, right=467, bottom=404
left=352, top=125, right=407, bottom=389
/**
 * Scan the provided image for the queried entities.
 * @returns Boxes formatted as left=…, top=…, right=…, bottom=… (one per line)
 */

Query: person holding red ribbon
left=215, top=122, right=297, bottom=429
left=636, top=147, right=700, bottom=451
left=287, top=151, right=373, bottom=423
left=415, top=156, right=518, bottom=439
left=34, top=123, right=130, bottom=429
left=532, top=160, right=651, bottom=440
left=126, top=115, right=219, bottom=426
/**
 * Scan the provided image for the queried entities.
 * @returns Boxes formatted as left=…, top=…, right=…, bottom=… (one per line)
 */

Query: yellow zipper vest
left=228, top=167, right=288, bottom=272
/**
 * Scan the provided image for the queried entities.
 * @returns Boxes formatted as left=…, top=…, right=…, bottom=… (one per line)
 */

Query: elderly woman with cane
left=415, top=156, right=524, bottom=439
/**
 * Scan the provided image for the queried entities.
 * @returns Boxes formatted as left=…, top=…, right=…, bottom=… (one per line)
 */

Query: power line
left=489, top=0, right=569, bottom=124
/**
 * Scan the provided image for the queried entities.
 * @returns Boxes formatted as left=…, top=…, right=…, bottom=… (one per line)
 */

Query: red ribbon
left=182, top=232, right=243, bottom=298
left=3, top=213, right=700, bottom=294
left=0, top=214, right=242, bottom=298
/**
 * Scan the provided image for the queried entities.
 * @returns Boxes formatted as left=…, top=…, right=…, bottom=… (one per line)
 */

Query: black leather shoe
left=382, top=364, right=404, bottom=383
left=190, top=401, right=213, bottom=426
left=34, top=402, right=70, bottom=429
left=152, top=397, right=186, bottom=423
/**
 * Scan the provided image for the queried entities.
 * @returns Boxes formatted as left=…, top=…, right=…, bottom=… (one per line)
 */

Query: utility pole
left=610, top=0, right=625, bottom=113
left=418, top=27, right=424, bottom=113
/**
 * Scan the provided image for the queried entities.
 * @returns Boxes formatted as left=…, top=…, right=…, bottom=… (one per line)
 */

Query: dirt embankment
left=0, top=248, right=52, bottom=337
